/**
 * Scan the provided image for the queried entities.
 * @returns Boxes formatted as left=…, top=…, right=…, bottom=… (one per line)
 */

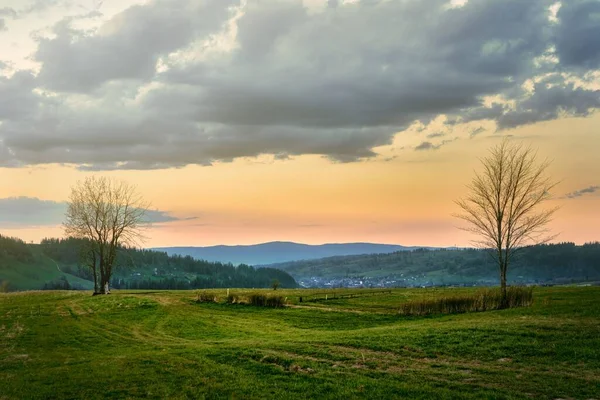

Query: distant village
left=296, top=275, right=593, bottom=289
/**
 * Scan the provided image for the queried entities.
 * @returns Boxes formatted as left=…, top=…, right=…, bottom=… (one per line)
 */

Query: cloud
left=415, top=141, right=439, bottom=151
left=143, top=210, right=197, bottom=224
left=469, top=126, right=486, bottom=138
left=0, top=0, right=599, bottom=169
left=0, top=196, right=192, bottom=227
left=0, top=8, right=18, bottom=18
left=34, top=0, right=237, bottom=92
left=415, top=136, right=458, bottom=151
left=563, top=185, right=600, bottom=199
left=426, top=132, right=446, bottom=139
left=496, top=76, right=600, bottom=129
left=22, top=0, right=65, bottom=15
left=0, top=197, right=66, bottom=227
left=554, top=0, right=600, bottom=69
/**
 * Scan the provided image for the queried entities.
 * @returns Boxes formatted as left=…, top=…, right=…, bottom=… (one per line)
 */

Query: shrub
left=249, top=293, right=286, bottom=308
left=249, top=293, right=267, bottom=306
left=265, top=295, right=285, bottom=308
left=399, top=287, right=533, bottom=316
left=197, top=292, right=217, bottom=303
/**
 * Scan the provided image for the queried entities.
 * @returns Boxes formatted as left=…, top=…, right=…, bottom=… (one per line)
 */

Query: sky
left=0, top=0, right=599, bottom=248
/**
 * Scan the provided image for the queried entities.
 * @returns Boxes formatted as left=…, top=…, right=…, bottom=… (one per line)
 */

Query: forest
left=0, top=235, right=297, bottom=291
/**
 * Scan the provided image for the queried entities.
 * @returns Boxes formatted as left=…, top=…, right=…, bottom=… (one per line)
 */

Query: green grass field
left=1, top=287, right=599, bottom=399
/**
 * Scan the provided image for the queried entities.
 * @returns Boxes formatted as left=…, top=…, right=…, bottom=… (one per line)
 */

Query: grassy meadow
left=1, top=286, right=599, bottom=399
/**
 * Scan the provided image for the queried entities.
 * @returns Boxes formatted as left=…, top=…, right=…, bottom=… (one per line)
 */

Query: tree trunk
left=98, top=259, right=108, bottom=294
left=92, top=266, right=98, bottom=293
left=497, top=249, right=508, bottom=308
left=500, top=263, right=508, bottom=308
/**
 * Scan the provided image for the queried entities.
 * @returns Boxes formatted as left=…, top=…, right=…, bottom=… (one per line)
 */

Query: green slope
left=0, top=246, right=94, bottom=291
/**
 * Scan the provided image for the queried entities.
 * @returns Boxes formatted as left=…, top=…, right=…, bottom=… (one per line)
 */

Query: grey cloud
left=564, top=185, right=600, bottom=199
left=426, top=132, right=446, bottom=139
left=0, top=0, right=599, bottom=169
left=455, top=103, right=507, bottom=125
left=470, top=126, right=486, bottom=138
left=0, top=71, right=42, bottom=121
left=0, top=18, right=6, bottom=31
left=415, top=141, right=438, bottom=151
left=35, top=0, right=238, bottom=92
left=0, top=197, right=192, bottom=227
left=143, top=210, right=197, bottom=224
left=555, top=0, right=600, bottom=69
left=497, top=77, right=600, bottom=129
left=0, top=8, right=17, bottom=18
left=450, top=74, right=600, bottom=131
left=415, top=137, right=458, bottom=151
left=0, top=197, right=66, bottom=226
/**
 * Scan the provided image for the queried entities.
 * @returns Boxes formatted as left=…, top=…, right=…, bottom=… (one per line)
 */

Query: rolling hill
left=0, top=239, right=94, bottom=291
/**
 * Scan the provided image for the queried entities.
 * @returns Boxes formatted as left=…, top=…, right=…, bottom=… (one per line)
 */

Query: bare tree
left=64, top=177, right=148, bottom=294
left=455, top=139, right=558, bottom=305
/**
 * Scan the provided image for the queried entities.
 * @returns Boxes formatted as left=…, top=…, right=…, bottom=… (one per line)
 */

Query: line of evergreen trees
left=0, top=234, right=33, bottom=263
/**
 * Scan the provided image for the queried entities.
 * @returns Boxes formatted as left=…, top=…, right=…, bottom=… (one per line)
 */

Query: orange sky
left=2, top=113, right=599, bottom=248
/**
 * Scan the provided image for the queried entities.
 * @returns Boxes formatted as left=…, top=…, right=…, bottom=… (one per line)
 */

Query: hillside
left=266, top=243, right=600, bottom=288
left=154, top=241, right=416, bottom=265
left=0, top=235, right=298, bottom=292
left=0, top=235, right=94, bottom=291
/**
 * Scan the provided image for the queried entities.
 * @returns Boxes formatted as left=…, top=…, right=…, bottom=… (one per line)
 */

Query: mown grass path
left=1, top=287, right=599, bottom=399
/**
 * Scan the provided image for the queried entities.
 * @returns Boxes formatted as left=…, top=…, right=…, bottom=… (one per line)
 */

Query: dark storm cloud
left=0, top=0, right=599, bottom=169
left=0, top=197, right=192, bottom=227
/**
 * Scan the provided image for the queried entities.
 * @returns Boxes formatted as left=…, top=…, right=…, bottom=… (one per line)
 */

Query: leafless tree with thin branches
left=455, top=139, right=558, bottom=305
left=64, top=177, right=149, bottom=294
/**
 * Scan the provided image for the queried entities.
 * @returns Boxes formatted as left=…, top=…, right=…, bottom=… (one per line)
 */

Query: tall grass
left=196, top=292, right=217, bottom=303
left=226, top=293, right=241, bottom=304
left=399, top=287, right=533, bottom=316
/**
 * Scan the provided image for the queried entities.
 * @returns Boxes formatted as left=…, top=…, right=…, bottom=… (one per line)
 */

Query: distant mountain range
left=152, top=241, right=422, bottom=265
